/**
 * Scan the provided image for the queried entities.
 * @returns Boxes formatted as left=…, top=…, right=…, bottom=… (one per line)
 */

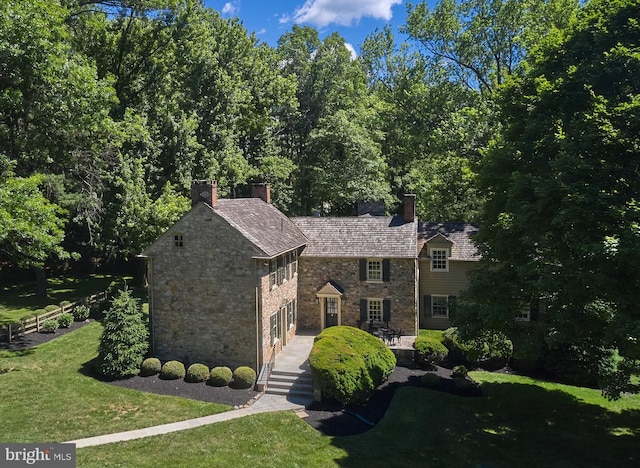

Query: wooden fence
left=2, top=291, right=108, bottom=343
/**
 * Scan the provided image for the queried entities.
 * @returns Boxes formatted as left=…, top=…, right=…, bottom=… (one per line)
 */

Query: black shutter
left=359, top=259, right=367, bottom=281
left=383, top=299, right=391, bottom=323
left=424, top=295, right=431, bottom=315
left=382, top=259, right=390, bottom=282
left=530, top=303, right=539, bottom=321
left=360, top=299, right=368, bottom=321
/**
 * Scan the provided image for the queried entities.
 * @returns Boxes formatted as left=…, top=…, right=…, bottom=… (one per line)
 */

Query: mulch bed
left=0, top=319, right=93, bottom=350
left=2, top=324, right=479, bottom=436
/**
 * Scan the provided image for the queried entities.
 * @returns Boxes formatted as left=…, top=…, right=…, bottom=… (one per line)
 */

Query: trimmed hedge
left=443, top=327, right=513, bottom=370
left=208, top=367, right=233, bottom=387
left=309, top=326, right=396, bottom=405
left=44, top=305, right=59, bottom=313
left=232, top=366, right=257, bottom=389
left=140, top=358, right=162, bottom=377
left=160, top=361, right=186, bottom=380
left=186, top=363, right=210, bottom=383
left=414, top=336, right=448, bottom=367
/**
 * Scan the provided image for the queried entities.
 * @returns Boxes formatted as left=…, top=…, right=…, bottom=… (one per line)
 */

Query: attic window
left=430, top=248, right=448, bottom=272
left=174, top=235, right=184, bottom=247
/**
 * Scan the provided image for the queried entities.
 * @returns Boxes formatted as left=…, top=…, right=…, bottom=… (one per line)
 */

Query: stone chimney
left=403, top=194, right=416, bottom=222
left=191, top=180, right=218, bottom=207
left=252, top=183, right=271, bottom=204
left=357, top=200, right=386, bottom=216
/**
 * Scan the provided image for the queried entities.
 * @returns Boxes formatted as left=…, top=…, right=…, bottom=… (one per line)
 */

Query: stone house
left=140, top=181, right=306, bottom=372
left=418, top=222, right=480, bottom=329
left=141, top=181, right=480, bottom=373
left=292, top=195, right=419, bottom=336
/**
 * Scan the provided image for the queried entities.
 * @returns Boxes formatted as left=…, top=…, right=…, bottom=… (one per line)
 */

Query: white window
left=270, top=311, right=282, bottom=346
left=287, top=299, right=297, bottom=329
left=367, top=259, right=382, bottom=281
left=174, top=234, right=184, bottom=247
left=516, top=310, right=530, bottom=321
left=431, top=295, right=449, bottom=318
left=368, top=299, right=383, bottom=322
left=430, top=249, right=449, bottom=272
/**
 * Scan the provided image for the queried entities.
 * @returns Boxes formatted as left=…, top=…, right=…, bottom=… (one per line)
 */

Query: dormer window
left=430, top=248, right=448, bottom=271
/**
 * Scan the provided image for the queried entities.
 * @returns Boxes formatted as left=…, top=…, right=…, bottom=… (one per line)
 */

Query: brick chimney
left=403, top=194, right=416, bottom=222
left=191, top=180, right=218, bottom=207
left=252, top=183, right=271, bottom=204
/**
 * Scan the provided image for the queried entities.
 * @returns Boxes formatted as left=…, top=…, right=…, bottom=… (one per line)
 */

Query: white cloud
left=287, top=0, right=402, bottom=28
left=221, top=1, right=239, bottom=16
left=344, top=42, right=357, bottom=60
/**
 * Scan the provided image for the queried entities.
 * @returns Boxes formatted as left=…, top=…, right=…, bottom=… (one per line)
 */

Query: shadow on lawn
left=329, top=381, right=640, bottom=468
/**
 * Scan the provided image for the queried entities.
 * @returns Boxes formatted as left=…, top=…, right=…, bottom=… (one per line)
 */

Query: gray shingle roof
left=418, top=222, right=480, bottom=261
left=213, top=199, right=307, bottom=258
left=292, top=215, right=417, bottom=258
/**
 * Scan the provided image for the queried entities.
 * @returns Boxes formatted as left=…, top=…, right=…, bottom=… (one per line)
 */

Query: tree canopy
left=457, top=0, right=640, bottom=398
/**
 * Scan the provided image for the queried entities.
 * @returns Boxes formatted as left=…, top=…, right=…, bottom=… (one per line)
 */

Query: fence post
left=36, top=315, right=40, bottom=332
left=7, top=324, right=11, bottom=343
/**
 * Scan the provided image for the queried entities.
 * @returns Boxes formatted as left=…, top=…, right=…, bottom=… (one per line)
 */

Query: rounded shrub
left=452, top=365, right=468, bottom=378
left=44, top=305, right=59, bottom=313
left=443, top=327, right=513, bottom=370
left=42, top=319, right=59, bottom=333
left=309, top=326, right=396, bottom=405
left=232, top=366, right=257, bottom=389
left=72, top=305, right=90, bottom=321
left=57, top=313, right=73, bottom=328
left=421, top=372, right=441, bottom=389
left=140, top=358, right=162, bottom=377
left=34, top=309, right=45, bottom=316
left=160, top=361, right=186, bottom=380
left=208, top=367, right=233, bottom=387
left=414, top=336, right=449, bottom=368
left=59, top=300, right=72, bottom=308
left=186, top=363, right=210, bottom=383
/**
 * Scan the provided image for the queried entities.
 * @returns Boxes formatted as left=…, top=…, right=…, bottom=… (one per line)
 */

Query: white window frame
left=430, top=248, right=449, bottom=272
left=270, top=311, right=282, bottom=346
left=367, top=259, right=383, bottom=282
left=516, top=310, right=530, bottom=321
left=368, top=299, right=383, bottom=322
left=431, top=295, right=449, bottom=318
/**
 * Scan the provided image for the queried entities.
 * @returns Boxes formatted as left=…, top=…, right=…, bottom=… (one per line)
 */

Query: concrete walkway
left=66, top=333, right=317, bottom=448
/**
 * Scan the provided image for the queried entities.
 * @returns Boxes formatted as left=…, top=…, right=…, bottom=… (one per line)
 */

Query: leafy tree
left=458, top=0, right=640, bottom=397
left=95, top=288, right=149, bottom=379
left=0, top=174, right=71, bottom=297
left=404, top=0, right=579, bottom=94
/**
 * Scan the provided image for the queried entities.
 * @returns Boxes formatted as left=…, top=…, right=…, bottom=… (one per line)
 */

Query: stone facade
left=297, top=256, right=418, bottom=335
left=145, top=203, right=261, bottom=370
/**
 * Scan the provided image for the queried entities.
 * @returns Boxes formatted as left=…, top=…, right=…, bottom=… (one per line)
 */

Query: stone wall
left=146, top=203, right=261, bottom=371
left=258, top=261, right=298, bottom=366
left=297, top=256, right=418, bottom=335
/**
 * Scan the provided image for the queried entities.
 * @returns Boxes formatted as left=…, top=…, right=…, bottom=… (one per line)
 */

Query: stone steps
left=265, top=369, right=314, bottom=398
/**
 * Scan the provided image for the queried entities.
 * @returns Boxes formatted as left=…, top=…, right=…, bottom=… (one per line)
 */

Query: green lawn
left=0, top=322, right=230, bottom=443
left=2, top=306, right=639, bottom=466
left=77, top=371, right=640, bottom=467
left=0, top=274, right=127, bottom=325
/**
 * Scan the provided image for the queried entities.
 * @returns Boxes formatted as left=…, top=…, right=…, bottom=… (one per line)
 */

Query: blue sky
left=202, top=0, right=429, bottom=56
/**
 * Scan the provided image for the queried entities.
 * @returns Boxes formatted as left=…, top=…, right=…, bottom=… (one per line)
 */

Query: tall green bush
left=95, top=289, right=149, bottom=379
left=309, top=326, right=396, bottom=405
left=414, top=336, right=448, bottom=367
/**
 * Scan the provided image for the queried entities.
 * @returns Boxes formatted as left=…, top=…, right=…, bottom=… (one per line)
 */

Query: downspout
left=255, top=259, right=262, bottom=374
